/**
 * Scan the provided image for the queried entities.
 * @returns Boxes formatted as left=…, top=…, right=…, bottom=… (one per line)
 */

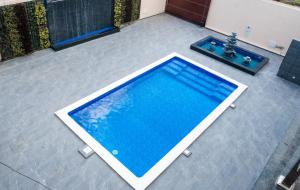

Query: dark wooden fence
left=166, top=0, right=211, bottom=26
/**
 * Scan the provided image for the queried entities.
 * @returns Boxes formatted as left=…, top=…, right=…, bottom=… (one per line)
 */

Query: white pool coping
left=55, top=52, right=248, bottom=190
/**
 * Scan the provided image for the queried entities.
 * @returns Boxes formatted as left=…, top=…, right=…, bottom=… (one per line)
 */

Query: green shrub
left=0, top=7, right=14, bottom=60
left=0, top=0, right=50, bottom=61
left=38, top=28, right=51, bottom=48
left=275, top=0, right=300, bottom=7
left=26, top=1, right=40, bottom=50
left=35, top=1, right=50, bottom=49
left=14, top=3, right=33, bottom=54
left=114, top=0, right=122, bottom=27
left=35, top=1, right=47, bottom=26
left=1, top=6, right=25, bottom=56
left=131, top=0, right=140, bottom=21
left=121, top=0, right=127, bottom=23
left=117, top=0, right=141, bottom=24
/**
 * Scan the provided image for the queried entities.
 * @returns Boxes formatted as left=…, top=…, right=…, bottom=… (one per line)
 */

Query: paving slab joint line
left=0, top=161, right=53, bottom=190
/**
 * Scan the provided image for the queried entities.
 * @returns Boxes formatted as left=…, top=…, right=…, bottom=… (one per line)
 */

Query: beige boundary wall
left=140, top=0, right=166, bottom=19
left=205, top=0, right=300, bottom=55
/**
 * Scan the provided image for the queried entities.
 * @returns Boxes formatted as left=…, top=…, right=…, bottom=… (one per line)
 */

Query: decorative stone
left=209, top=41, right=216, bottom=51
left=243, top=56, right=252, bottom=64
left=224, top=32, right=238, bottom=57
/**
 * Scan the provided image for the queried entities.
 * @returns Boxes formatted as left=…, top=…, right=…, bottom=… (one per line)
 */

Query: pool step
left=164, top=67, right=227, bottom=101
left=180, top=70, right=231, bottom=97
left=163, top=62, right=234, bottom=101
left=176, top=75, right=226, bottom=102
left=165, top=61, right=234, bottom=95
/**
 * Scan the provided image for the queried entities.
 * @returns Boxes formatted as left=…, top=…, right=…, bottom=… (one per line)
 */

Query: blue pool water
left=69, top=57, right=237, bottom=177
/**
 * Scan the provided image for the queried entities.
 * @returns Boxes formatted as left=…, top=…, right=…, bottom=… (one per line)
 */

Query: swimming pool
left=55, top=53, right=247, bottom=189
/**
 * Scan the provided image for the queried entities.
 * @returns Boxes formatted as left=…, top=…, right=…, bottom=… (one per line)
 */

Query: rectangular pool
left=56, top=53, right=247, bottom=190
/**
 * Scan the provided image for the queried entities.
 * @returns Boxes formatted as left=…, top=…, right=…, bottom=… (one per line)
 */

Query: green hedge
left=114, top=0, right=122, bottom=27
left=0, top=8, right=14, bottom=60
left=35, top=1, right=50, bottom=49
left=26, top=1, right=40, bottom=50
left=131, top=0, right=140, bottom=21
left=0, top=0, right=50, bottom=61
left=15, top=3, right=33, bottom=54
left=1, top=6, right=25, bottom=57
left=114, top=0, right=141, bottom=27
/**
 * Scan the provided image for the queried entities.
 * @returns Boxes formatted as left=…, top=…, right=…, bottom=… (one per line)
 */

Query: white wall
left=0, top=0, right=32, bottom=6
left=205, top=0, right=300, bottom=55
left=140, top=0, right=166, bottom=19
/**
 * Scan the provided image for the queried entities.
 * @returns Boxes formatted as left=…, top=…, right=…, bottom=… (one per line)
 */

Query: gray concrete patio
left=0, top=13, right=299, bottom=190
